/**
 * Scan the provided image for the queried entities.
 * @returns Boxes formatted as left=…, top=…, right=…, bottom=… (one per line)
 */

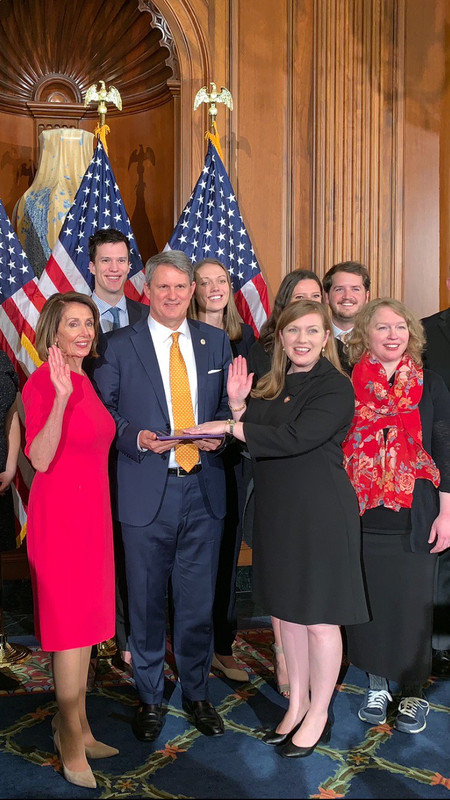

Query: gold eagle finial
left=193, top=82, right=233, bottom=128
left=84, top=80, right=122, bottom=127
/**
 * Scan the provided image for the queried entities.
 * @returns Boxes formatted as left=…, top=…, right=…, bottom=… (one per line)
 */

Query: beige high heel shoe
left=53, top=729, right=97, bottom=789
left=85, top=741, right=119, bottom=759
left=52, top=711, right=118, bottom=759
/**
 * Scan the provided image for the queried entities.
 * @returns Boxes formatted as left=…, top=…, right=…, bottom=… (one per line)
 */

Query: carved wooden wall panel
left=312, top=0, right=405, bottom=298
left=0, top=0, right=447, bottom=314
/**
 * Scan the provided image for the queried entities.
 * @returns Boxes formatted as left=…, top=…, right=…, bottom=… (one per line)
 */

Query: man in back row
left=323, top=261, right=371, bottom=372
left=323, top=260, right=371, bottom=340
left=87, top=228, right=148, bottom=676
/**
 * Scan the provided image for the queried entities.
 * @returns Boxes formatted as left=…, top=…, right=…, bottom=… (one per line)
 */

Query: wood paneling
left=0, top=0, right=447, bottom=311
left=312, top=0, right=405, bottom=298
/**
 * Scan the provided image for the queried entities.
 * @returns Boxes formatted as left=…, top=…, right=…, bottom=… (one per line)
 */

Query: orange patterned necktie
left=169, top=332, right=199, bottom=472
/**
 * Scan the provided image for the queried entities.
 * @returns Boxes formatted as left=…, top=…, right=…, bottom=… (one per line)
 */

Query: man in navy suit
left=92, top=250, right=232, bottom=741
left=422, top=274, right=450, bottom=679
left=87, top=228, right=148, bottom=676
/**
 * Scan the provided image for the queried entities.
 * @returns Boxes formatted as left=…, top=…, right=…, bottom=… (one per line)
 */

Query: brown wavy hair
left=258, top=270, right=324, bottom=355
left=35, top=292, right=100, bottom=361
left=252, top=300, right=345, bottom=400
left=345, top=298, right=425, bottom=367
left=189, top=258, right=244, bottom=341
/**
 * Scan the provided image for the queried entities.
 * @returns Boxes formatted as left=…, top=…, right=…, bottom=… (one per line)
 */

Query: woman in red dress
left=22, top=292, right=117, bottom=789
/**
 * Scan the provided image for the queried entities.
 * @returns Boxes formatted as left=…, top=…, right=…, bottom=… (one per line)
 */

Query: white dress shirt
left=144, top=315, right=199, bottom=468
left=332, top=323, right=353, bottom=341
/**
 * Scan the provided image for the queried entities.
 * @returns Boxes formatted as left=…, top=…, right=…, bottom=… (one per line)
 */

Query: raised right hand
left=227, top=355, right=253, bottom=408
left=48, top=345, right=73, bottom=400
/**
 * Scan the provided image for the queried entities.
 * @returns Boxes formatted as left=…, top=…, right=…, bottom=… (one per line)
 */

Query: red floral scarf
left=342, top=353, right=440, bottom=514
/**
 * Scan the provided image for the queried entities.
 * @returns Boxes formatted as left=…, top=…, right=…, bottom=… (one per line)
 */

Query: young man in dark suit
left=87, top=228, right=148, bottom=677
left=422, top=272, right=450, bottom=679
left=92, top=250, right=232, bottom=742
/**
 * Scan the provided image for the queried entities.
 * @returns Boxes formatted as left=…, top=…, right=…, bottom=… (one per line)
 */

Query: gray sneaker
left=394, top=697, right=429, bottom=734
left=358, top=689, right=392, bottom=724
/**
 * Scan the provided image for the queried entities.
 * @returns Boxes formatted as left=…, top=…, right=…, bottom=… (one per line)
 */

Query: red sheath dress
left=23, top=362, right=115, bottom=651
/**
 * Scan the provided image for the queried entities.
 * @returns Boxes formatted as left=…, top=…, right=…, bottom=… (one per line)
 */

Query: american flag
left=167, top=141, right=269, bottom=334
left=0, top=198, right=38, bottom=541
left=1, top=138, right=146, bottom=543
left=0, top=197, right=39, bottom=383
left=25, top=137, right=146, bottom=332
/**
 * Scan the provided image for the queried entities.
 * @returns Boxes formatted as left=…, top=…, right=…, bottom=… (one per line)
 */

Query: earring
left=321, top=347, right=325, bottom=357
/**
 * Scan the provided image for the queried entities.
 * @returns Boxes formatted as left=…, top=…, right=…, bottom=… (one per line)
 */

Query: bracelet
left=228, top=400, right=246, bottom=412
left=225, top=419, right=235, bottom=436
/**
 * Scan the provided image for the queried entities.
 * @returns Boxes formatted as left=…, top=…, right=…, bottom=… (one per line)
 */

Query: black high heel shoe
left=261, top=718, right=304, bottom=746
left=280, top=719, right=332, bottom=758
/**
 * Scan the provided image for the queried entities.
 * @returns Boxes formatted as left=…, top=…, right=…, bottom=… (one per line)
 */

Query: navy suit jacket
left=91, top=317, right=232, bottom=526
left=422, top=307, right=450, bottom=391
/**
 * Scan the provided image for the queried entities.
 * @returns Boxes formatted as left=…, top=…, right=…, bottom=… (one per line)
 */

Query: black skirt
left=0, top=489, right=16, bottom=552
left=345, top=531, right=437, bottom=684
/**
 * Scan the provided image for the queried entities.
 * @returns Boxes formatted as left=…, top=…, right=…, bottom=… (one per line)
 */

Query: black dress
left=243, top=358, right=369, bottom=625
left=0, top=351, right=19, bottom=552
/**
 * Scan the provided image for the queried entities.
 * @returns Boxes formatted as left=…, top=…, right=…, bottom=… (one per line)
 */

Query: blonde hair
left=346, top=297, right=425, bottom=366
left=252, top=300, right=345, bottom=400
left=189, top=258, right=244, bottom=341
left=35, top=292, right=100, bottom=361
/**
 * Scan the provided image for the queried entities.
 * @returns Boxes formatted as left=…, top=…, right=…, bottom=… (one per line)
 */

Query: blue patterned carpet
left=0, top=629, right=449, bottom=799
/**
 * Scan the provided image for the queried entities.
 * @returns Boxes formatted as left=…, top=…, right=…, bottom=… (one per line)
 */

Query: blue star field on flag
left=167, top=141, right=269, bottom=332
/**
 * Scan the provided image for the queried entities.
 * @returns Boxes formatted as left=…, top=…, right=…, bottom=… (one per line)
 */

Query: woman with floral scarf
left=343, top=298, right=450, bottom=734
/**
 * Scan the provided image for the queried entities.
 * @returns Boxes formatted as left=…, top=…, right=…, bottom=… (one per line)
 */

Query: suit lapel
left=438, top=308, right=450, bottom=346
left=189, top=320, right=208, bottom=423
left=130, top=319, right=169, bottom=421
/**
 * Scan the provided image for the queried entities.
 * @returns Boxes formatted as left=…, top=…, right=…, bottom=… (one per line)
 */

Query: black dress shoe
left=132, top=703, right=165, bottom=742
left=280, top=720, right=332, bottom=758
left=182, top=699, right=224, bottom=736
left=261, top=718, right=305, bottom=746
left=431, top=649, right=450, bottom=679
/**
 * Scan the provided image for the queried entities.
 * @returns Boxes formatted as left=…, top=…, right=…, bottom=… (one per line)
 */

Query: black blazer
left=409, top=369, right=450, bottom=552
left=422, top=308, right=450, bottom=391
left=231, top=323, right=256, bottom=359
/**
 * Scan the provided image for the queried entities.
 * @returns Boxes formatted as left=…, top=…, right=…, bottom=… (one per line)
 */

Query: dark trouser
left=113, top=518, right=130, bottom=652
left=432, top=547, right=450, bottom=650
left=121, top=472, right=223, bottom=705
left=213, top=450, right=244, bottom=655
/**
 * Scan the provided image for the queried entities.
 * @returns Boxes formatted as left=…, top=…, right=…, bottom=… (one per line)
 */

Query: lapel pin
left=284, top=396, right=291, bottom=403
left=200, top=338, right=206, bottom=345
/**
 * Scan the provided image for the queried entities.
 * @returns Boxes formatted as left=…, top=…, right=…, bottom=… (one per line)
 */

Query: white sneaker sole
left=358, top=709, right=387, bottom=725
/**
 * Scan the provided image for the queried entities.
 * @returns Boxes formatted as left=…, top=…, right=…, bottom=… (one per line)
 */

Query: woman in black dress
left=246, top=269, right=324, bottom=696
left=343, top=298, right=450, bottom=734
left=189, top=258, right=255, bottom=682
left=187, top=300, right=368, bottom=757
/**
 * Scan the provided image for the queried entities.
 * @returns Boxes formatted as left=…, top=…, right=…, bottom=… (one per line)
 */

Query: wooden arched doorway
left=0, top=0, right=212, bottom=263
